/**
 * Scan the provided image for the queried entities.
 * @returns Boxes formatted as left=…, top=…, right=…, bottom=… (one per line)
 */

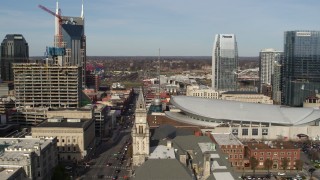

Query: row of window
left=232, top=128, right=268, bottom=136
left=253, top=151, right=298, bottom=156
left=58, top=146, right=77, bottom=152
left=229, top=154, right=243, bottom=159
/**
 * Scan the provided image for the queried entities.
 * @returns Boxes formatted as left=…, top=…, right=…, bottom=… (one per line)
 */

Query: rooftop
left=245, top=141, right=298, bottom=150
left=149, top=145, right=175, bottom=159
left=36, top=118, right=92, bottom=128
left=132, top=159, right=192, bottom=180
left=211, top=133, right=243, bottom=146
left=170, top=96, right=320, bottom=126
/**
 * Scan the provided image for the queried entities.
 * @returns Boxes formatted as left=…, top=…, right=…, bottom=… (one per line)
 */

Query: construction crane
left=38, top=4, right=63, bottom=47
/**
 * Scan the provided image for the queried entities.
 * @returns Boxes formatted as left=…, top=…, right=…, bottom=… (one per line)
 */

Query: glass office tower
left=212, top=34, right=238, bottom=91
left=282, top=31, right=320, bottom=106
left=0, top=34, right=29, bottom=81
left=61, top=16, right=86, bottom=88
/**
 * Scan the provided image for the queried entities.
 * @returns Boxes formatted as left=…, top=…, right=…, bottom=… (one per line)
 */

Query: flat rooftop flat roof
left=211, top=133, right=243, bottom=146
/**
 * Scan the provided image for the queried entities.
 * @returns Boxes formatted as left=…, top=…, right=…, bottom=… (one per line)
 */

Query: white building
left=0, top=137, right=57, bottom=180
left=259, top=48, right=283, bottom=92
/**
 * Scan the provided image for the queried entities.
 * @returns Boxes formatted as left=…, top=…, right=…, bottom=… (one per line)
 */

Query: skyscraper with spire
left=54, top=0, right=86, bottom=87
left=212, top=34, right=238, bottom=91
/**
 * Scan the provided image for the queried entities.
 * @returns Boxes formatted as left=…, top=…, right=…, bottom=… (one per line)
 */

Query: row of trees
left=249, top=156, right=304, bottom=176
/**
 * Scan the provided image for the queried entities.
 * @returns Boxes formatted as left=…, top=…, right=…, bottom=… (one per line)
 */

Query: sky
left=1, top=0, right=320, bottom=56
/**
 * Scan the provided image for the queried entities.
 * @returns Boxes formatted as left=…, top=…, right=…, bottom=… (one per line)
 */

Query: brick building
left=211, top=133, right=245, bottom=167
left=246, top=141, right=300, bottom=170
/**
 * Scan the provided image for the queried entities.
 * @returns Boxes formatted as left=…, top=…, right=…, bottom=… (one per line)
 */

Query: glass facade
left=61, top=16, right=86, bottom=88
left=0, top=34, right=29, bottom=81
left=282, top=31, right=320, bottom=106
left=212, top=34, right=238, bottom=91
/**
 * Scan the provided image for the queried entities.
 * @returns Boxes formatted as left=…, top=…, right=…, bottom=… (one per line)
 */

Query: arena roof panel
left=170, top=96, right=320, bottom=126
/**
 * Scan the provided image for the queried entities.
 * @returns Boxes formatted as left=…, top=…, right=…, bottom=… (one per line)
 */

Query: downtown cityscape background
left=0, top=0, right=320, bottom=180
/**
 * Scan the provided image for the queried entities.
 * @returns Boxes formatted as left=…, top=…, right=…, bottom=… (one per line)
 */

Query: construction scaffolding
left=13, top=63, right=82, bottom=109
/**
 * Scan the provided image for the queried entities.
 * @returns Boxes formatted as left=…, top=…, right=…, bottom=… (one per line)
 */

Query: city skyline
left=1, top=0, right=320, bottom=56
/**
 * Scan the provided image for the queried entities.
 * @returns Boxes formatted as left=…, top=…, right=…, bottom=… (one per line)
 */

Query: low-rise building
left=210, top=133, right=245, bottom=167
left=32, top=109, right=95, bottom=162
left=186, top=85, right=219, bottom=99
left=0, top=137, right=57, bottom=180
left=221, top=91, right=273, bottom=104
left=245, top=141, right=300, bottom=170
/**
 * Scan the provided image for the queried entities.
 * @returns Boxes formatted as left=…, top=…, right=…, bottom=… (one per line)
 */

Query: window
left=234, top=155, right=238, bottom=159
left=262, top=128, right=268, bottom=135
left=242, top=129, right=248, bottom=136
left=274, top=152, right=278, bottom=155
left=139, top=126, right=143, bottom=134
left=74, top=147, right=76, bottom=151
left=73, top=139, right=76, bottom=143
left=254, top=152, right=257, bottom=156
left=252, top=128, right=258, bottom=136
left=267, top=152, right=271, bottom=156
left=62, top=139, right=65, bottom=143
left=229, top=155, right=233, bottom=159
left=68, top=147, right=71, bottom=151
left=232, top=129, right=238, bottom=136
left=280, top=152, right=285, bottom=155
left=260, top=152, right=264, bottom=156
left=259, top=157, right=264, bottom=161
left=239, top=155, right=243, bottom=159
left=287, top=152, right=291, bottom=155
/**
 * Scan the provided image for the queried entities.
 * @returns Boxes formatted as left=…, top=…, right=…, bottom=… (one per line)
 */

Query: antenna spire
left=81, top=0, right=84, bottom=19
left=55, top=0, right=59, bottom=36
left=158, top=48, right=161, bottom=98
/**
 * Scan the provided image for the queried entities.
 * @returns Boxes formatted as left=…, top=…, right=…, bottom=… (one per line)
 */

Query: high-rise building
left=54, top=1, right=86, bottom=88
left=212, top=34, right=238, bottom=91
left=13, top=63, right=82, bottom=109
left=259, top=48, right=283, bottom=92
left=0, top=34, right=29, bottom=81
left=282, top=31, right=320, bottom=106
left=272, top=61, right=282, bottom=104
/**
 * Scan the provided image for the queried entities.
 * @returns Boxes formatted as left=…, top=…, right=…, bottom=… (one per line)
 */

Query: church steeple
left=136, top=88, right=146, bottom=112
left=132, top=88, right=149, bottom=167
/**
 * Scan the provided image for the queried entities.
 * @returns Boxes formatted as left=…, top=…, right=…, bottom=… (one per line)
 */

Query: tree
left=281, top=157, right=289, bottom=172
left=264, top=159, right=273, bottom=174
left=309, top=168, right=316, bottom=180
left=249, top=156, right=259, bottom=177
left=294, top=159, right=303, bottom=172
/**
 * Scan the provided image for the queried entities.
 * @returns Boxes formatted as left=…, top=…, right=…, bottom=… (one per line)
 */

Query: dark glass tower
left=282, top=31, right=320, bottom=106
left=60, top=16, right=86, bottom=88
left=0, top=34, right=29, bottom=81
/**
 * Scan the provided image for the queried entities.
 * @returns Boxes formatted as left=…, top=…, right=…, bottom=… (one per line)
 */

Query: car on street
left=106, top=163, right=112, bottom=166
left=115, top=169, right=121, bottom=173
left=112, top=176, right=118, bottom=180
left=278, top=172, right=286, bottom=176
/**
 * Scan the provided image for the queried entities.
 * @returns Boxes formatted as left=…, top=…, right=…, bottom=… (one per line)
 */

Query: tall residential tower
left=259, top=48, right=283, bottom=92
left=0, top=34, right=29, bottom=81
left=282, top=31, right=320, bottom=106
left=212, top=34, right=238, bottom=91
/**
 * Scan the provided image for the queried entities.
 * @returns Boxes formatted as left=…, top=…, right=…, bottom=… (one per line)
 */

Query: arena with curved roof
left=166, top=96, right=320, bottom=140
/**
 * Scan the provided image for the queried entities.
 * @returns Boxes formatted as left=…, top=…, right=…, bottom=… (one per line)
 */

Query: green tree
left=264, top=158, right=273, bottom=174
left=281, top=157, right=289, bottom=172
left=249, top=156, right=259, bottom=177
left=309, top=168, right=316, bottom=180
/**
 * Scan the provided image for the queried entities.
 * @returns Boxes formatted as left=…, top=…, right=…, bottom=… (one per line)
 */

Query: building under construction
left=13, top=63, right=82, bottom=109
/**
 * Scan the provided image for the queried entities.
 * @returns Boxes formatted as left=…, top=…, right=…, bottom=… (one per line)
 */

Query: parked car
left=278, top=172, right=286, bottom=176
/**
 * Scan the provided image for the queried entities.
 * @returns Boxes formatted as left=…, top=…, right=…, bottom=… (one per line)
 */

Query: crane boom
left=38, top=5, right=62, bottom=20
left=38, top=4, right=63, bottom=47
